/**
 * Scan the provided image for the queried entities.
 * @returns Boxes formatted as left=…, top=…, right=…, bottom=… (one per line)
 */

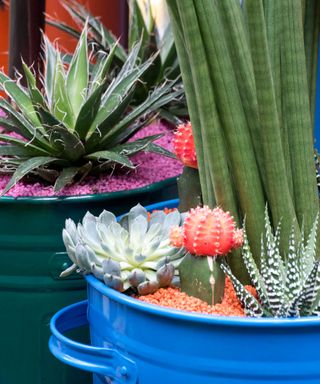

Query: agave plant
left=220, top=207, right=320, bottom=318
left=62, top=203, right=187, bottom=294
left=46, top=0, right=186, bottom=122
left=0, top=27, right=182, bottom=194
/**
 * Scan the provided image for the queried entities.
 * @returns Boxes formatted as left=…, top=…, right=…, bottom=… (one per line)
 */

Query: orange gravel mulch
left=138, top=278, right=257, bottom=317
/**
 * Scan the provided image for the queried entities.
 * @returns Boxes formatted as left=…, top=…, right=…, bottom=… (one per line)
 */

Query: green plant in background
left=221, top=208, right=320, bottom=318
left=0, top=26, right=182, bottom=194
left=46, top=0, right=186, bottom=123
left=62, top=203, right=187, bottom=295
left=165, top=0, right=319, bottom=303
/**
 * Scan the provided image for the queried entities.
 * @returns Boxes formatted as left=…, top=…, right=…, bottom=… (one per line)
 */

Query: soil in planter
left=138, top=278, right=257, bottom=317
left=0, top=119, right=183, bottom=197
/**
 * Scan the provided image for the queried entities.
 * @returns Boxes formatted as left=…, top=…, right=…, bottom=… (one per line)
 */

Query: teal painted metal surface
left=0, top=179, right=178, bottom=384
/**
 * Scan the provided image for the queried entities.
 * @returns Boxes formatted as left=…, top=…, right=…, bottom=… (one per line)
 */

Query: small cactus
left=173, top=121, right=198, bottom=169
left=171, top=206, right=243, bottom=256
left=62, top=204, right=187, bottom=295
left=170, top=205, right=243, bottom=305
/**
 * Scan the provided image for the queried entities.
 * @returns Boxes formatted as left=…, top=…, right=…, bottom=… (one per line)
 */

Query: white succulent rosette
left=62, top=204, right=187, bottom=295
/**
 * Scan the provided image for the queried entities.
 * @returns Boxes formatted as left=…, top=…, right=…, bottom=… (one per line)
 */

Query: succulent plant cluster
left=62, top=204, right=187, bottom=295
left=221, top=208, right=320, bottom=318
left=0, top=27, right=182, bottom=194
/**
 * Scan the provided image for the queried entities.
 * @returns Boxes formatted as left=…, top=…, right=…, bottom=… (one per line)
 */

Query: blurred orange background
left=0, top=0, right=125, bottom=74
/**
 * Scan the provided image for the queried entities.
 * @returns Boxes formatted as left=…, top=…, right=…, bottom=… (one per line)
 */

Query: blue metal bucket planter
left=49, top=199, right=320, bottom=384
left=50, top=276, right=320, bottom=384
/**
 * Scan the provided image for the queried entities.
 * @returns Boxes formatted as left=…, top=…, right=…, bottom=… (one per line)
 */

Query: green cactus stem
left=179, top=253, right=224, bottom=305
left=177, top=167, right=202, bottom=212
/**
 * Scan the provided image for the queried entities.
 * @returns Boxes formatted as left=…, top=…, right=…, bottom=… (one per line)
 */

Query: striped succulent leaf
left=220, top=260, right=264, bottom=317
left=62, top=204, right=188, bottom=295
left=261, top=209, right=285, bottom=315
left=0, top=27, right=182, bottom=194
left=221, top=209, right=320, bottom=317
left=284, top=226, right=302, bottom=302
left=241, top=224, right=268, bottom=305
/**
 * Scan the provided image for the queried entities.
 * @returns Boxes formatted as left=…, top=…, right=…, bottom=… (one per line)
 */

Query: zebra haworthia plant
left=220, top=208, right=320, bottom=318
left=0, top=26, right=182, bottom=194
left=62, top=204, right=187, bottom=295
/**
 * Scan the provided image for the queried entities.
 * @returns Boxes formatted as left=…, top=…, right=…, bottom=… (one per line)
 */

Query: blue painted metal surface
left=50, top=277, right=320, bottom=384
left=50, top=199, right=320, bottom=383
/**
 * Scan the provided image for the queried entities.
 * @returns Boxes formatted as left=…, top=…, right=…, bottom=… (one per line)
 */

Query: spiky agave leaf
left=0, top=27, right=182, bottom=195
left=222, top=209, right=320, bottom=318
left=61, top=204, right=188, bottom=294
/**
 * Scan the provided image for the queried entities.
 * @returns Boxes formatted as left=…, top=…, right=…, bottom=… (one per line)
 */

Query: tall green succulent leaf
left=166, top=1, right=211, bottom=204
left=246, top=0, right=298, bottom=247
left=194, top=0, right=266, bottom=262
left=22, top=61, right=47, bottom=110
left=280, top=0, right=318, bottom=232
left=66, top=25, right=89, bottom=116
left=304, top=0, right=320, bottom=126
left=52, top=53, right=74, bottom=128
left=43, top=35, right=58, bottom=109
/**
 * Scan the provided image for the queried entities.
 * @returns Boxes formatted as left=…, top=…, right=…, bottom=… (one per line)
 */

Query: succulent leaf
left=220, top=261, right=264, bottom=317
left=128, top=269, right=146, bottom=287
left=137, top=280, right=159, bottom=295
left=241, top=224, right=268, bottom=305
left=102, top=259, right=121, bottom=277
left=156, top=263, right=175, bottom=287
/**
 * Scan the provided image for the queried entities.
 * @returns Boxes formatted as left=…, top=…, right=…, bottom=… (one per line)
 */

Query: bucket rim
left=86, top=274, right=320, bottom=328
left=0, top=176, right=177, bottom=205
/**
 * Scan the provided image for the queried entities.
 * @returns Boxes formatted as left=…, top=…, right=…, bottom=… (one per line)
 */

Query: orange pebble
left=138, top=278, right=256, bottom=317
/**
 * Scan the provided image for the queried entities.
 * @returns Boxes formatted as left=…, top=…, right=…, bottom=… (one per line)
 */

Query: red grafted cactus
left=173, top=121, right=198, bottom=169
left=170, top=206, right=243, bottom=256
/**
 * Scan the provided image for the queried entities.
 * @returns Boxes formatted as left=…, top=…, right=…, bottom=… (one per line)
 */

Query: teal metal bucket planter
left=49, top=199, right=320, bottom=384
left=0, top=178, right=178, bottom=384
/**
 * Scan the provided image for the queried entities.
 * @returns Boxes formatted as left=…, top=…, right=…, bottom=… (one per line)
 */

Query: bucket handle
left=49, top=300, right=137, bottom=383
